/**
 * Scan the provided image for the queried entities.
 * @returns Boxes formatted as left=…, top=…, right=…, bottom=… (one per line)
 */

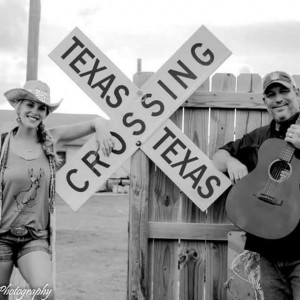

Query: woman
left=0, top=80, right=114, bottom=300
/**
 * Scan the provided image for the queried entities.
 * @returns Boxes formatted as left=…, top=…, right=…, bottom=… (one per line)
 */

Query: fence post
left=127, top=63, right=153, bottom=300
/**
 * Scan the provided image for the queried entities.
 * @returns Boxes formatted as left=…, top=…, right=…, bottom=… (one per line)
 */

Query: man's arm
left=212, top=149, right=248, bottom=183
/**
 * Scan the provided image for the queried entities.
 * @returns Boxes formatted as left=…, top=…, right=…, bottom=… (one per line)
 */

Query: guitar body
left=226, top=138, right=300, bottom=239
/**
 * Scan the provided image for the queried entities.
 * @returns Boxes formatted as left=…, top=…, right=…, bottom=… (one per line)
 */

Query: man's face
left=263, top=83, right=300, bottom=123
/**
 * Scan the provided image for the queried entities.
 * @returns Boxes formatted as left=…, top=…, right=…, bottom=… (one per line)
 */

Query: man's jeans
left=260, top=255, right=300, bottom=300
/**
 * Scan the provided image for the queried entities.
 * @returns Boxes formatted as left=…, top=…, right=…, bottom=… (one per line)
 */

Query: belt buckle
left=11, top=226, right=28, bottom=237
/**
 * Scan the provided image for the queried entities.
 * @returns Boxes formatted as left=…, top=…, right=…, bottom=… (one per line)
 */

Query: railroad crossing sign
left=49, top=26, right=232, bottom=211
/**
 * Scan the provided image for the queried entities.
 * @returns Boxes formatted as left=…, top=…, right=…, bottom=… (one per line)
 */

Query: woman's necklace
left=10, top=135, right=43, bottom=160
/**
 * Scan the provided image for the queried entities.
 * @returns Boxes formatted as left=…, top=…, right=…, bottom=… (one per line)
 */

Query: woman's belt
left=10, top=226, right=29, bottom=237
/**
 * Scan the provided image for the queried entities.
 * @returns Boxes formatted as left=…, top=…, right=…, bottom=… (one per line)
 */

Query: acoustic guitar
left=225, top=137, right=300, bottom=239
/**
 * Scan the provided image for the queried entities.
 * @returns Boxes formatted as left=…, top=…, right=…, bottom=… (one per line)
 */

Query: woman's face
left=18, top=100, right=48, bottom=128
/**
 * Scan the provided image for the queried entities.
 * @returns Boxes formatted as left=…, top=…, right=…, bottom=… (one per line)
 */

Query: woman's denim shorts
left=0, top=232, right=50, bottom=266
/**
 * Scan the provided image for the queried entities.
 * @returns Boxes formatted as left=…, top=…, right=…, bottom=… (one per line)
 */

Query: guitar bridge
left=255, top=193, right=283, bottom=206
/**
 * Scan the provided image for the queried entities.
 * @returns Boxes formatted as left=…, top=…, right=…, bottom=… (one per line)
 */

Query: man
left=212, top=71, right=300, bottom=300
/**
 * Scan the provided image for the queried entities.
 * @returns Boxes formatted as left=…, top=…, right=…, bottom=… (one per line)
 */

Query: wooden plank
left=236, top=74, right=265, bottom=137
left=150, top=238, right=179, bottom=300
left=128, top=150, right=149, bottom=300
left=184, top=91, right=265, bottom=109
left=180, top=79, right=210, bottom=222
left=235, top=74, right=267, bottom=140
left=148, top=222, right=239, bottom=240
left=127, top=72, right=152, bottom=300
left=207, top=242, right=228, bottom=300
left=184, top=83, right=210, bottom=156
left=206, top=73, right=236, bottom=300
left=148, top=110, right=182, bottom=300
left=237, top=73, right=262, bottom=92
left=211, top=73, right=236, bottom=92
left=179, top=78, right=209, bottom=300
left=179, top=241, right=206, bottom=300
left=208, top=74, right=236, bottom=158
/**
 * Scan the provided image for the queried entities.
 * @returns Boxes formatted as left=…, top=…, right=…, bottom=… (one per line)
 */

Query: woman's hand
left=94, top=118, right=115, bottom=157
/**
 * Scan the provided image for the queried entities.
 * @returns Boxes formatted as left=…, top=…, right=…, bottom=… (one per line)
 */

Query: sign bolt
left=136, top=141, right=142, bottom=146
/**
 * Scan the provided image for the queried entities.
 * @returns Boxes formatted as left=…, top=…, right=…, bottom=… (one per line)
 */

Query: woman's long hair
left=37, top=122, right=62, bottom=166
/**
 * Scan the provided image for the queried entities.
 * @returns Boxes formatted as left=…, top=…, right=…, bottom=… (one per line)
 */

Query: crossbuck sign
left=49, top=26, right=232, bottom=211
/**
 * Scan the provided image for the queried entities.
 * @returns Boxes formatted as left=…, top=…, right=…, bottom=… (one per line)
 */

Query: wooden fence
left=127, top=72, right=300, bottom=300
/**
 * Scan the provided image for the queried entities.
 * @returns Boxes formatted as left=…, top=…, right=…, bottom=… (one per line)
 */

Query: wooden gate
left=128, top=72, right=300, bottom=300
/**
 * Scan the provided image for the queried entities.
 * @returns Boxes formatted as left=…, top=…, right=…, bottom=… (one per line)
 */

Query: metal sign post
left=26, top=0, right=41, bottom=80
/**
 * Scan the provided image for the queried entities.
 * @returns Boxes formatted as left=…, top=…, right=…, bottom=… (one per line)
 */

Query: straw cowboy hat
left=4, top=80, right=62, bottom=113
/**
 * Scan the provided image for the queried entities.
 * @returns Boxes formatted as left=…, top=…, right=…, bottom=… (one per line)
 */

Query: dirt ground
left=55, top=193, right=129, bottom=300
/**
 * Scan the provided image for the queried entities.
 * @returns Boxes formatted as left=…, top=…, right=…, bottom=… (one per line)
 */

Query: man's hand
left=286, top=124, right=300, bottom=149
left=226, top=157, right=248, bottom=184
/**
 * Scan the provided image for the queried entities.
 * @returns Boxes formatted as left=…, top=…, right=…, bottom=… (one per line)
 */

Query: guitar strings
left=262, top=119, right=300, bottom=203
left=264, top=159, right=290, bottom=203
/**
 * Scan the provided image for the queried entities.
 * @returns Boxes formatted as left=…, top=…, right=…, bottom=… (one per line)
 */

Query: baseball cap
left=263, top=71, right=296, bottom=94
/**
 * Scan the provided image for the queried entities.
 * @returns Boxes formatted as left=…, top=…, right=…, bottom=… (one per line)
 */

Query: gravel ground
left=55, top=194, right=129, bottom=300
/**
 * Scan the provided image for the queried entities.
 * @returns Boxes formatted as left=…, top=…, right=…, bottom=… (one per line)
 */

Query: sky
left=1, top=0, right=300, bottom=116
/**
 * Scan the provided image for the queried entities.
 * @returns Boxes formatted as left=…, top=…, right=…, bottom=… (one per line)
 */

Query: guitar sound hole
left=269, top=159, right=291, bottom=182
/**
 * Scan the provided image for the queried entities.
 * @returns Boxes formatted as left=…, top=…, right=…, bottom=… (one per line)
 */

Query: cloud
left=0, top=0, right=27, bottom=52
left=79, top=6, right=102, bottom=18
left=0, top=0, right=28, bottom=105
left=211, top=22, right=300, bottom=75
left=2, top=1, right=300, bottom=112
left=0, top=55, right=26, bottom=105
left=221, top=22, right=300, bottom=54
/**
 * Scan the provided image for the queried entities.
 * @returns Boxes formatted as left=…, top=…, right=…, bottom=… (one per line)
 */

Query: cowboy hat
left=4, top=80, right=62, bottom=113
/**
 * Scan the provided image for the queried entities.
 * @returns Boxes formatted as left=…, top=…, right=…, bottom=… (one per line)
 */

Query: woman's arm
left=49, top=117, right=114, bottom=156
